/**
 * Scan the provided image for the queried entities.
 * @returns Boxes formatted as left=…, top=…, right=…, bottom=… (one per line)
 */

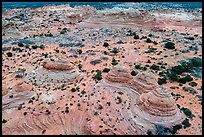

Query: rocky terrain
left=2, top=4, right=202, bottom=135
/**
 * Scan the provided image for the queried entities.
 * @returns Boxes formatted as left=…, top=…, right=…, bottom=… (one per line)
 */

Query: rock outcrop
left=105, top=65, right=159, bottom=94
left=26, top=58, right=83, bottom=85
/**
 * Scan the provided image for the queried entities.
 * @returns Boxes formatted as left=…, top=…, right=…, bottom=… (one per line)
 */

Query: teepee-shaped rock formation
left=105, top=65, right=183, bottom=126
left=26, top=58, right=83, bottom=85
left=137, top=86, right=184, bottom=126
left=106, top=64, right=132, bottom=83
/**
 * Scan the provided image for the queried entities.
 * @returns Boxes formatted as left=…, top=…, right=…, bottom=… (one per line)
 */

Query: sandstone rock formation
left=137, top=86, right=184, bottom=126
left=104, top=64, right=183, bottom=128
left=26, top=58, right=83, bottom=85
left=106, top=65, right=159, bottom=94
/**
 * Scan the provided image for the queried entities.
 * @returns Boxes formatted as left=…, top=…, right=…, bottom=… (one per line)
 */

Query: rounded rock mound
left=26, top=58, right=83, bottom=85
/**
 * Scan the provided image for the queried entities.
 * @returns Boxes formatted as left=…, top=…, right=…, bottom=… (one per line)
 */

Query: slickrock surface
left=2, top=3, right=202, bottom=135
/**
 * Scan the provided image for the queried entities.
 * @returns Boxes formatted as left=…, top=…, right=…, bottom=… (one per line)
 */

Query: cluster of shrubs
left=93, top=70, right=102, bottom=81
left=111, top=48, right=119, bottom=54
left=103, top=68, right=110, bottom=73
left=157, top=58, right=201, bottom=85
left=164, top=42, right=175, bottom=49
left=180, top=107, right=194, bottom=118
left=135, top=64, right=147, bottom=71
left=60, top=28, right=68, bottom=34
left=145, top=47, right=157, bottom=53
left=147, top=120, right=191, bottom=135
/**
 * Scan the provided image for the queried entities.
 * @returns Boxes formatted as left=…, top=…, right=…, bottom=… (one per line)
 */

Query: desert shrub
left=78, top=49, right=82, bottom=54
left=169, top=124, right=182, bottom=134
left=116, top=96, right=122, bottom=104
left=103, top=68, right=110, bottom=73
left=147, top=130, right=153, bottom=135
left=189, top=81, right=197, bottom=87
left=31, top=45, right=38, bottom=49
left=6, top=52, right=13, bottom=57
left=155, top=125, right=169, bottom=135
left=45, top=33, right=53, bottom=37
left=103, top=42, right=109, bottom=47
left=153, top=41, right=158, bottom=45
left=60, top=28, right=67, bottom=34
left=2, top=119, right=7, bottom=123
left=158, top=77, right=167, bottom=85
left=165, top=42, right=175, bottom=49
left=93, top=71, right=102, bottom=81
left=18, top=104, right=23, bottom=110
left=111, top=48, right=119, bottom=54
left=182, top=118, right=191, bottom=128
left=150, top=64, right=160, bottom=70
left=131, top=70, right=137, bottom=76
left=189, top=57, right=202, bottom=67
left=181, top=108, right=194, bottom=118
left=146, top=38, right=152, bottom=43
left=98, top=104, right=103, bottom=109
left=71, top=88, right=76, bottom=92
left=145, top=47, right=157, bottom=53
left=107, top=102, right=111, bottom=106
left=81, top=90, right=86, bottom=95
left=78, top=64, right=83, bottom=70
left=186, top=36, right=194, bottom=40
left=18, top=42, right=24, bottom=47
left=167, top=71, right=179, bottom=82
left=178, top=75, right=193, bottom=84
left=39, top=44, right=45, bottom=50
left=171, top=65, right=188, bottom=75
left=135, top=65, right=141, bottom=69
left=111, top=58, right=118, bottom=66
left=148, top=34, right=153, bottom=37
left=134, top=34, right=139, bottom=39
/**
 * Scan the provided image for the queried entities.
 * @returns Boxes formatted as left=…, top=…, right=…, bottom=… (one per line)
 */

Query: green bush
left=189, top=57, right=202, bottom=67
left=167, top=71, right=179, bottom=82
left=32, top=45, right=38, bottom=49
left=135, top=65, right=141, bottom=69
left=78, top=49, right=82, bottom=54
left=18, top=104, right=23, bottom=110
left=131, top=70, right=137, bottom=76
left=134, top=34, right=139, bottom=39
left=158, top=77, right=167, bottom=85
left=71, top=88, right=76, bottom=92
left=112, top=48, right=119, bottom=54
left=150, top=64, right=160, bottom=70
left=169, top=124, right=182, bottom=134
left=2, top=119, right=7, bottom=123
left=182, top=118, right=191, bottom=128
left=18, top=42, right=24, bottom=47
left=103, top=42, right=109, bottom=47
left=183, top=108, right=193, bottom=117
left=6, top=52, right=13, bottom=57
left=189, top=81, right=197, bottom=87
left=178, top=75, right=193, bottom=84
left=165, top=42, right=175, bottom=49
left=93, top=71, right=102, bottom=81
left=103, top=68, right=110, bottom=73
left=147, top=130, right=153, bottom=135
left=146, top=38, right=152, bottom=43
left=98, top=104, right=103, bottom=109
left=111, top=58, right=118, bottom=66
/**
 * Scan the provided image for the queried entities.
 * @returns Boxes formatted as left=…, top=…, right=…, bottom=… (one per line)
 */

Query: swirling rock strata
left=26, top=59, right=83, bottom=84
left=104, top=65, right=183, bottom=127
left=106, top=65, right=159, bottom=94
